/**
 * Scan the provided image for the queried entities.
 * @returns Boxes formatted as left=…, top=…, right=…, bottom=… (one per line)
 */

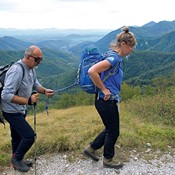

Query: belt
left=97, top=97, right=118, bottom=103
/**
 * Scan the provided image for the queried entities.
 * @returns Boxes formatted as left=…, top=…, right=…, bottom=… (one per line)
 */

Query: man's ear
left=26, top=55, right=30, bottom=60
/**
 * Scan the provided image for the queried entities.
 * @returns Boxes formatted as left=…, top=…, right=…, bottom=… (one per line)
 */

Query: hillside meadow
left=0, top=89, right=175, bottom=172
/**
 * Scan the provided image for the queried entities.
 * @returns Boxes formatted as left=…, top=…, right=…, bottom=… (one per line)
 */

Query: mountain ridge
left=0, top=20, right=175, bottom=89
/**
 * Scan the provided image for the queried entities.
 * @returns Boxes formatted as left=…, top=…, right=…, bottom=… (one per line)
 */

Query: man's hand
left=28, top=92, right=39, bottom=105
left=44, top=89, right=54, bottom=97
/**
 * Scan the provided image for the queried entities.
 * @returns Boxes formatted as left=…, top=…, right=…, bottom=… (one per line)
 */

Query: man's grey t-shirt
left=1, top=60, right=41, bottom=114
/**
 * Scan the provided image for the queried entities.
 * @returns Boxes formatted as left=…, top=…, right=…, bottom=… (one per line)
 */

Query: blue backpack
left=79, top=45, right=120, bottom=94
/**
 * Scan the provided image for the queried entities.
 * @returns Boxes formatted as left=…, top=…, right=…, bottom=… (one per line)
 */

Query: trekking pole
left=33, top=103, right=37, bottom=175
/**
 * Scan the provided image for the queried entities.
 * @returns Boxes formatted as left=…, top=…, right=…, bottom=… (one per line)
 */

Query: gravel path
left=2, top=152, right=175, bottom=175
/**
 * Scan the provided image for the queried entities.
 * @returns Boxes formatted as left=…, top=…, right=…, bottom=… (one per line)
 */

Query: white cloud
left=0, top=0, right=174, bottom=29
left=0, top=0, right=17, bottom=11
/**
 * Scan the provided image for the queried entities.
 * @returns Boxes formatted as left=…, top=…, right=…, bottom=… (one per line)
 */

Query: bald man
left=1, top=45, right=54, bottom=172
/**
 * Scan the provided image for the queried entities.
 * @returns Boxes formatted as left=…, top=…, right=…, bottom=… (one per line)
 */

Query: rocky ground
left=2, top=149, right=175, bottom=175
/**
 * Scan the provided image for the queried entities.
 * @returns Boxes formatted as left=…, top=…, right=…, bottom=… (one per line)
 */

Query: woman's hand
left=102, top=88, right=111, bottom=101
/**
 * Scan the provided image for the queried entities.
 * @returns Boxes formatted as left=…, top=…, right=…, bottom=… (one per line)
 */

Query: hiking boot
left=83, top=145, right=99, bottom=161
left=24, top=159, right=33, bottom=167
left=103, top=157, right=123, bottom=169
left=11, top=158, right=30, bottom=172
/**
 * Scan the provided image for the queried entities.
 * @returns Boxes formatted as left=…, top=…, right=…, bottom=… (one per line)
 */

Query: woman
left=83, top=27, right=137, bottom=169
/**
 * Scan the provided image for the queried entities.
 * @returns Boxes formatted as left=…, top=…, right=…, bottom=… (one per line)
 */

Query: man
left=1, top=45, right=54, bottom=172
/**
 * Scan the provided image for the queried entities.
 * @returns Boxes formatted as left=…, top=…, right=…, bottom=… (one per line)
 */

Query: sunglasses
left=29, top=55, right=42, bottom=64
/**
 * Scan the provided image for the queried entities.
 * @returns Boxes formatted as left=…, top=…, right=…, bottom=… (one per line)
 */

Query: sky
left=0, top=0, right=174, bottom=30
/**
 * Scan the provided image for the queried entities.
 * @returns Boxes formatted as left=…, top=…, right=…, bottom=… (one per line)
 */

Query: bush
left=124, top=87, right=175, bottom=125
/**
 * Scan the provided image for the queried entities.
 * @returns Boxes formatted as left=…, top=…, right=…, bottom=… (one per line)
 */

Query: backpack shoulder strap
left=15, top=62, right=25, bottom=79
left=14, top=62, right=25, bottom=94
left=102, top=51, right=121, bottom=82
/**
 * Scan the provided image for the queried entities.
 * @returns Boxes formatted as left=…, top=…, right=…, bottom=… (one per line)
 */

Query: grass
left=0, top=102, right=175, bottom=172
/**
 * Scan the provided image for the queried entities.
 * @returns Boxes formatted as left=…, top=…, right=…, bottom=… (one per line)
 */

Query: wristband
left=28, top=97, right=32, bottom=105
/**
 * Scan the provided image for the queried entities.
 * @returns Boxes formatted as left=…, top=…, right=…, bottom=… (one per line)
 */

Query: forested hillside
left=123, top=51, right=175, bottom=85
left=0, top=48, right=79, bottom=90
left=0, top=20, right=175, bottom=91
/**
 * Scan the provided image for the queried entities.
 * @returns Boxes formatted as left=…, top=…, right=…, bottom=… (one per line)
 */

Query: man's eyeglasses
left=29, top=55, right=42, bottom=64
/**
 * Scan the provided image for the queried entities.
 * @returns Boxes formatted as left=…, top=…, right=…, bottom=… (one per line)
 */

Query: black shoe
left=11, top=158, right=30, bottom=172
left=23, top=159, right=33, bottom=167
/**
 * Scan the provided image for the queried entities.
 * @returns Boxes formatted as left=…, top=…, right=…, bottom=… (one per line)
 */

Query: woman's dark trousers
left=90, top=99, right=120, bottom=159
